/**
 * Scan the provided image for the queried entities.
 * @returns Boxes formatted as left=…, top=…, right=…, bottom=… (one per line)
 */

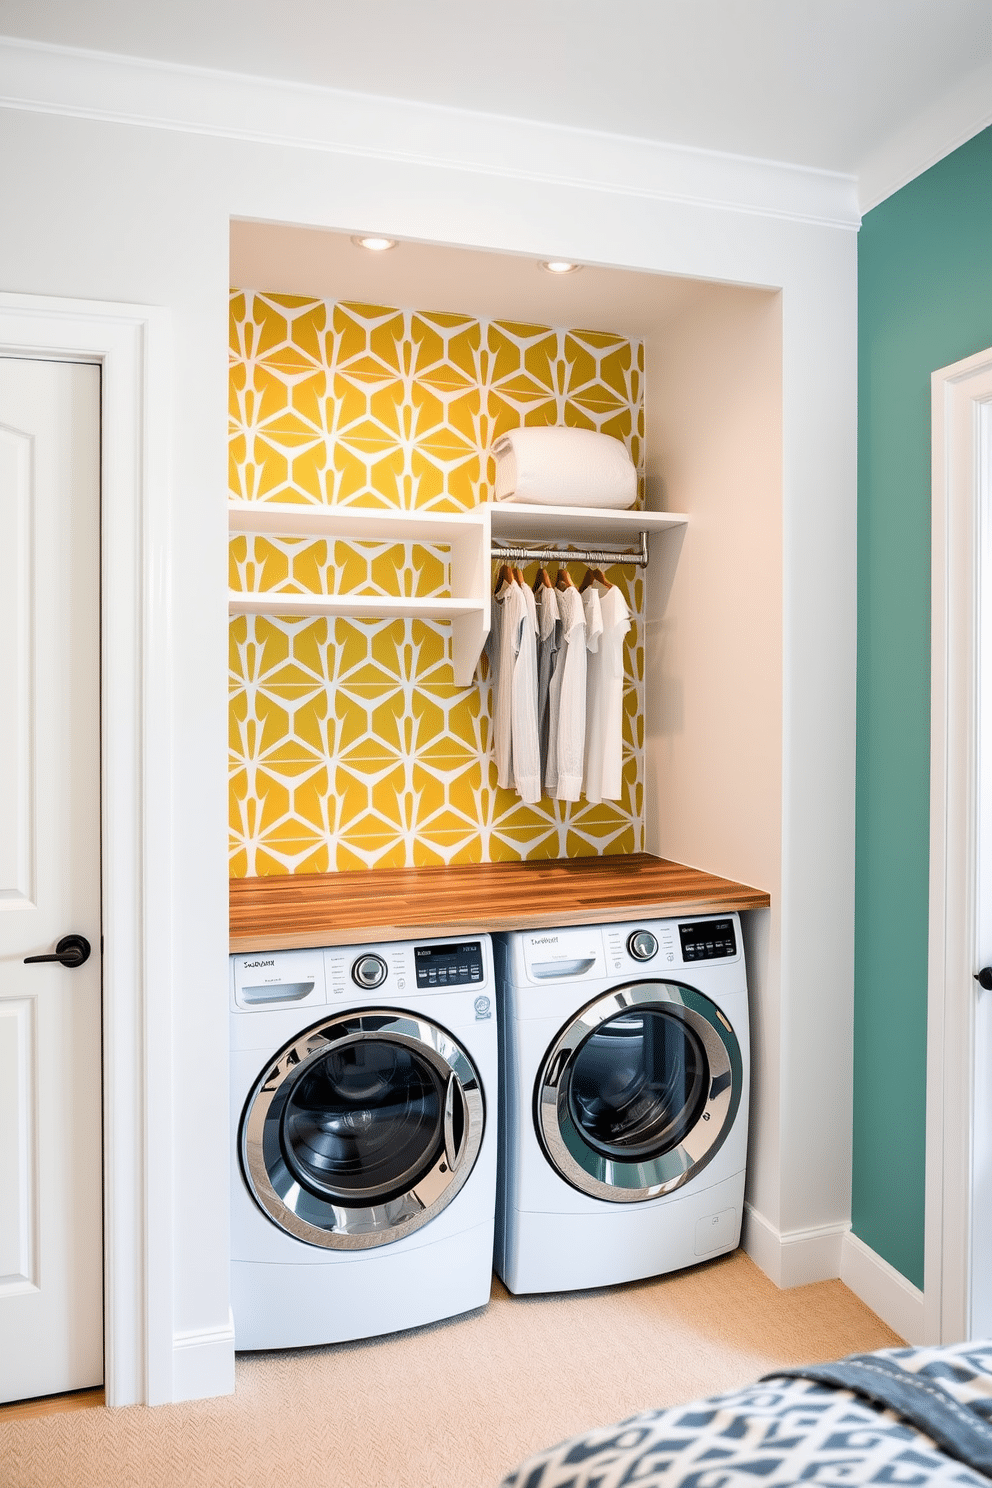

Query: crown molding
left=857, top=59, right=992, bottom=214
left=0, top=36, right=860, bottom=230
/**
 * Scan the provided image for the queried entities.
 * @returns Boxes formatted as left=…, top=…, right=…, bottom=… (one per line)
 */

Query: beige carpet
left=1, top=1252, right=902, bottom=1488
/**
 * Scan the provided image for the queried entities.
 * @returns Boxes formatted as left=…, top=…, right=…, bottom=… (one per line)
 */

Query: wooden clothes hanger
left=555, top=566, right=574, bottom=590
left=580, top=565, right=612, bottom=592
left=533, top=566, right=553, bottom=593
left=494, top=562, right=515, bottom=593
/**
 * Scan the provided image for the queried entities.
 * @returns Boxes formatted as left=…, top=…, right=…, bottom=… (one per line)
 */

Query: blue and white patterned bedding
left=501, top=1342, right=992, bottom=1488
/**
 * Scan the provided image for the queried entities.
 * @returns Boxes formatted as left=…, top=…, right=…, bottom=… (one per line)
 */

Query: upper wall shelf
left=227, top=498, right=688, bottom=685
left=231, top=594, right=482, bottom=620
left=228, top=498, right=483, bottom=544
left=489, top=502, right=687, bottom=546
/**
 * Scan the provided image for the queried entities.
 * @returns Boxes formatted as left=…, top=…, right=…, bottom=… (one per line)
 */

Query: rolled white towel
left=492, top=426, right=637, bottom=509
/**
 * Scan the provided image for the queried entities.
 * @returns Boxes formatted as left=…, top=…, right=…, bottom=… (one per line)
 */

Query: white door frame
left=0, top=292, right=174, bottom=1405
left=927, top=345, right=992, bottom=1343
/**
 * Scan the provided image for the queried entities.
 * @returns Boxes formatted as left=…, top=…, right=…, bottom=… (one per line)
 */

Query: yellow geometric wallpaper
left=229, top=291, right=645, bottom=877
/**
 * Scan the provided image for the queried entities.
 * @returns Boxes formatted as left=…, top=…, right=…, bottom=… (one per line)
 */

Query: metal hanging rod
left=490, top=532, right=649, bottom=569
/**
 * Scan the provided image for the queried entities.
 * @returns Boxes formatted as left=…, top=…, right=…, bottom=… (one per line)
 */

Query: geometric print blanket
left=500, top=1341, right=992, bottom=1488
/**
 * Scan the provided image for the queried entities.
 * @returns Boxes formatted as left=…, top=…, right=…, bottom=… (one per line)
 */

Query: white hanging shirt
left=512, top=584, right=541, bottom=804
left=582, top=584, right=604, bottom=658
left=550, top=586, right=588, bottom=802
left=488, top=580, right=525, bottom=791
left=583, top=583, right=631, bottom=804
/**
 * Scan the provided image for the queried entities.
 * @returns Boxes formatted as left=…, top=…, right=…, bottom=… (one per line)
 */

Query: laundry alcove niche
left=228, top=219, right=783, bottom=902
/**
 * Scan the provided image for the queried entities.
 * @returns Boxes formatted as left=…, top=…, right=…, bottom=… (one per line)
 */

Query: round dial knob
left=627, top=930, right=658, bottom=962
left=352, top=953, right=387, bottom=989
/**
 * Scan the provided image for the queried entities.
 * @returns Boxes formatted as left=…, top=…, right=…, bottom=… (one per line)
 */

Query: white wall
left=0, top=45, right=858, bottom=1398
left=645, top=286, right=783, bottom=898
left=644, top=281, right=858, bottom=1281
left=644, top=285, right=785, bottom=1229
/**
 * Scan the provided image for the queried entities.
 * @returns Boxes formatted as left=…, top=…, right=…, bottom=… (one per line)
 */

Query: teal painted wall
left=855, top=125, right=992, bottom=1287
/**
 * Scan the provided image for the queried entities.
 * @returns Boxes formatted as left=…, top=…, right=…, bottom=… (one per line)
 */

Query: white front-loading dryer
left=230, top=934, right=497, bottom=1350
left=494, top=915, right=749, bottom=1294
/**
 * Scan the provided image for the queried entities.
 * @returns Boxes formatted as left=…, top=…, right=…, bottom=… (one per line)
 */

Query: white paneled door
left=0, top=358, right=103, bottom=1402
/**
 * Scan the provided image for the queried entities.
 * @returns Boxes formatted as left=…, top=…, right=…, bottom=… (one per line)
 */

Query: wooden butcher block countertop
left=229, top=854, right=771, bottom=952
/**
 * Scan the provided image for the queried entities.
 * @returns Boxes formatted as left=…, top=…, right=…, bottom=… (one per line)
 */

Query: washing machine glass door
left=240, top=1009, right=485, bottom=1249
left=536, top=982, right=742, bottom=1202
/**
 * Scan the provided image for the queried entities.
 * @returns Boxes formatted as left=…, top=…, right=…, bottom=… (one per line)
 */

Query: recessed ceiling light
left=352, top=235, right=397, bottom=252
left=540, top=259, right=581, bottom=275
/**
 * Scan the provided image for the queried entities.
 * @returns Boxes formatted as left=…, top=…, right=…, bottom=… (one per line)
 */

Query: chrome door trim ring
left=534, top=981, right=742, bottom=1203
left=240, top=1008, right=485, bottom=1250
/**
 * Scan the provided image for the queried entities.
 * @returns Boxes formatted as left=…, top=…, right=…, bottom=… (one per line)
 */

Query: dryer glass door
left=240, top=1010, right=485, bottom=1250
left=567, top=1010, right=709, bottom=1160
left=536, top=982, right=742, bottom=1202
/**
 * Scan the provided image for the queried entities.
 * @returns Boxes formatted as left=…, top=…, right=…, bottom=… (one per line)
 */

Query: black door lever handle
left=24, top=934, right=92, bottom=969
left=975, top=967, right=992, bottom=991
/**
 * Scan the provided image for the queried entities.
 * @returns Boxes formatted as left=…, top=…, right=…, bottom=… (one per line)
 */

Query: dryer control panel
left=602, top=916, right=740, bottom=975
left=604, top=922, right=676, bottom=971
left=679, top=918, right=738, bottom=962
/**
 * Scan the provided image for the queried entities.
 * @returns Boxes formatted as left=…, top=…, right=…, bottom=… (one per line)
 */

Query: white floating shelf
left=228, top=498, right=484, bottom=544
left=229, top=593, right=484, bottom=621
left=227, top=498, right=688, bottom=685
left=488, top=502, right=687, bottom=546
left=228, top=499, right=491, bottom=684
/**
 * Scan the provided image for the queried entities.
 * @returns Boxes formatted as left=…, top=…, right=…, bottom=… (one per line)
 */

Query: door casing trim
left=927, top=344, right=992, bottom=1342
left=0, top=292, right=174, bottom=1405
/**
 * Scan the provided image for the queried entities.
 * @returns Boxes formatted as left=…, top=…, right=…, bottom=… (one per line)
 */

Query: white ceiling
left=3, top=0, right=991, bottom=177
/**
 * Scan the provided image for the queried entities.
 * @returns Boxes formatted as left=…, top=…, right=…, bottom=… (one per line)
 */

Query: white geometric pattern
left=229, top=292, right=645, bottom=876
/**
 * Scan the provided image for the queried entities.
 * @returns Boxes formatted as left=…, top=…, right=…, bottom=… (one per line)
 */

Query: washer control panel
left=233, top=933, right=492, bottom=1012
left=679, top=917, right=738, bottom=962
left=415, top=940, right=484, bottom=989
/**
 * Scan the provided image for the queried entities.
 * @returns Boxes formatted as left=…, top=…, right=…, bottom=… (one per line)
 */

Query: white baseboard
left=743, top=1203, right=846, bottom=1288
left=743, top=1208, right=928, bottom=1344
left=172, top=1314, right=236, bottom=1402
left=840, top=1231, right=926, bottom=1344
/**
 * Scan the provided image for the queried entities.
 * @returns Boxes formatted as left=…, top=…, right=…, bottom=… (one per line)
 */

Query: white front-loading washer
left=230, top=933, right=497, bottom=1350
left=494, top=914, right=749, bottom=1294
